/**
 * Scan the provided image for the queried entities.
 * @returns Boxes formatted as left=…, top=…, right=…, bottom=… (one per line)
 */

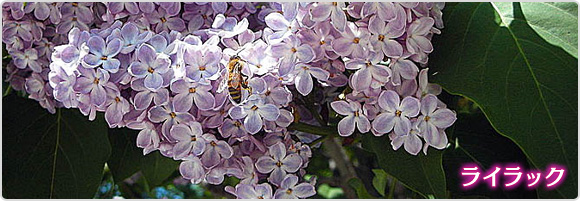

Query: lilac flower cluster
left=2, top=2, right=453, bottom=198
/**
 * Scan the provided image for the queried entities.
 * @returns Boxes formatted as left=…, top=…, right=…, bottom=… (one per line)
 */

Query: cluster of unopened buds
left=3, top=2, right=455, bottom=198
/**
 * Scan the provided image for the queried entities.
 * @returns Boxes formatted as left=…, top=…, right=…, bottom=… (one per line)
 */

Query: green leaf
left=2, top=95, right=111, bottom=198
left=140, top=150, right=180, bottom=188
left=443, top=112, right=537, bottom=198
left=371, top=169, right=388, bottom=197
left=362, top=135, right=446, bottom=198
left=519, top=2, right=578, bottom=57
left=348, top=178, right=375, bottom=199
left=107, top=128, right=143, bottom=183
left=317, top=184, right=344, bottom=199
left=430, top=2, right=577, bottom=198
left=108, top=127, right=179, bottom=189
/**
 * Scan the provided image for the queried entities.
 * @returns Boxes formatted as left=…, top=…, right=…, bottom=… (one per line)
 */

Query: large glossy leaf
left=108, top=128, right=143, bottom=183
left=362, top=135, right=446, bottom=198
left=519, top=2, right=578, bottom=58
left=2, top=95, right=111, bottom=198
left=430, top=2, right=577, bottom=198
left=140, top=150, right=180, bottom=187
left=443, top=111, right=537, bottom=198
left=108, top=127, right=180, bottom=188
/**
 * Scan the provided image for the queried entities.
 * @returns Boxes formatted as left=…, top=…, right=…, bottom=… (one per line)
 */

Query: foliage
left=430, top=2, right=577, bottom=198
left=2, top=94, right=111, bottom=198
left=2, top=2, right=578, bottom=199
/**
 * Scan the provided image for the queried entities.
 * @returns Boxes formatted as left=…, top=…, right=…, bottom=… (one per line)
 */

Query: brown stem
left=322, top=136, right=358, bottom=198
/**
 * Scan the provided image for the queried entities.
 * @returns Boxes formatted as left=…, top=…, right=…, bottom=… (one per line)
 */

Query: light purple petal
left=133, top=91, right=153, bottom=110
left=330, top=5, right=346, bottom=31
left=83, top=54, right=102, bottom=67
left=87, top=36, right=105, bottom=55
left=295, top=70, right=313, bottom=96
left=281, top=174, right=299, bottom=189
left=173, top=141, right=193, bottom=159
left=378, top=90, right=400, bottom=112
left=310, top=3, right=332, bottom=21
left=331, top=101, right=352, bottom=116
left=106, top=38, right=123, bottom=56
left=430, top=109, right=456, bottom=128
left=393, top=117, right=411, bottom=136
left=128, top=62, right=148, bottom=78
left=265, top=12, right=289, bottom=31
left=421, top=94, right=438, bottom=116
left=356, top=116, right=371, bottom=133
left=422, top=122, right=440, bottom=146
left=258, top=104, right=280, bottom=121
left=281, top=154, right=302, bottom=173
left=179, top=158, right=205, bottom=183
left=166, top=18, right=186, bottom=32
left=351, top=68, right=372, bottom=91
left=244, top=111, right=263, bottom=134
left=308, top=67, right=330, bottom=81
left=215, top=141, right=233, bottom=158
left=400, top=96, right=420, bottom=117
left=269, top=142, right=286, bottom=161
left=229, top=106, right=247, bottom=120
left=194, top=90, right=215, bottom=111
left=372, top=113, right=395, bottom=134
left=293, top=183, right=316, bottom=198
left=331, top=37, right=352, bottom=57
left=173, top=93, right=193, bottom=112
left=338, top=115, right=355, bottom=136
left=404, top=134, right=422, bottom=155
left=144, top=73, right=163, bottom=90
left=256, top=156, right=276, bottom=173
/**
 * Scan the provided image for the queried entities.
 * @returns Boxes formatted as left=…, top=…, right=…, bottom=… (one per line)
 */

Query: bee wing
left=217, top=77, right=228, bottom=93
left=216, top=69, right=228, bottom=93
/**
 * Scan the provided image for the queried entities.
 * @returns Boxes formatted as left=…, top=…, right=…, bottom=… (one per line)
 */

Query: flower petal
left=338, top=115, right=356, bottom=136
left=293, top=183, right=316, bottom=198
left=295, top=70, right=313, bottom=96
left=269, top=142, right=286, bottom=161
left=265, top=12, right=289, bottom=31
left=258, top=104, right=280, bottom=121
left=404, top=133, right=422, bottom=155
left=281, top=153, right=302, bottom=173
left=400, top=96, right=420, bottom=117
left=144, top=73, right=163, bottom=90
left=430, top=108, right=456, bottom=128
left=372, top=112, right=395, bottom=134
left=331, top=100, right=352, bottom=116
left=244, top=112, right=263, bottom=134
left=255, top=156, right=276, bottom=173
left=356, top=115, right=371, bottom=133
left=378, top=90, right=400, bottom=112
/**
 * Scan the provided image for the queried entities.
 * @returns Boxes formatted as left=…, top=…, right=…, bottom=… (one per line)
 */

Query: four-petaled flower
left=83, top=36, right=123, bottom=72
left=234, top=183, right=273, bottom=199
left=418, top=94, right=456, bottom=147
left=148, top=101, right=195, bottom=140
left=274, top=174, right=316, bottom=199
left=372, top=90, right=420, bottom=136
left=331, top=100, right=371, bottom=137
left=128, top=43, right=171, bottom=90
left=171, top=79, right=216, bottom=112
left=201, top=134, right=234, bottom=168
left=256, top=142, right=302, bottom=185
left=229, top=95, right=280, bottom=134
left=171, top=122, right=207, bottom=160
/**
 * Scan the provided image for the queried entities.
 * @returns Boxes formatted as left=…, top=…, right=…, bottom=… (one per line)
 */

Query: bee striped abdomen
left=228, top=86, right=242, bottom=104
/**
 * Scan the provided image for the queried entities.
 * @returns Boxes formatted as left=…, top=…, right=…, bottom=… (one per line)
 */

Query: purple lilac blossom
left=2, top=2, right=453, bottom=198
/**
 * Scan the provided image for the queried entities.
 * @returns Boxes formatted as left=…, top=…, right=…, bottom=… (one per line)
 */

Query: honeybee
left=218, top=55, right=251, bottom=104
